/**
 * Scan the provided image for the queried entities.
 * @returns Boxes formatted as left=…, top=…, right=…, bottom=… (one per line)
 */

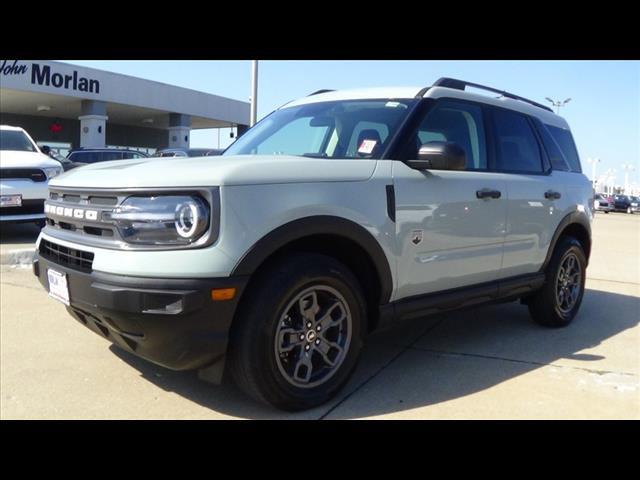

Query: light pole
left=622, top=163, right=635, bottom=194
left=587, top=157, right=600, bottom=190
left=250, top=60, right=258, bottom=127
left=545, top=97, right=572, bottom=114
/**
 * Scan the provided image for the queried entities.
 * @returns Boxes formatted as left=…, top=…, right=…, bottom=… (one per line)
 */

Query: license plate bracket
left=0, top=194, right=22, bottom=208
left=47, top=269, right=70, bottom=305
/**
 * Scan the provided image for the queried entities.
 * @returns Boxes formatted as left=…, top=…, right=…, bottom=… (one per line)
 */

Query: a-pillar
left=78, top=100, right=108, bottom=148
left=168, top=113, right=191, bottom=148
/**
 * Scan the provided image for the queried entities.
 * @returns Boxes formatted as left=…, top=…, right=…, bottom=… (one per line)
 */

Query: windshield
left=224, top=99, right=417, bottom=159
left=0, top=130, right=37, bottom=152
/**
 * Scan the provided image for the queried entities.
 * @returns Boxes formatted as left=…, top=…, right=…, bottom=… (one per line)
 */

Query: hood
left=0, top=150, right=63, bottom=169
left=49, top=155, right=378, bottom=189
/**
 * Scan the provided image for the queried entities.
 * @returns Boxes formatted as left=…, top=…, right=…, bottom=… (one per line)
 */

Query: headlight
left=110, top=195, right=210, bottom=246
left=43, top=167, right=63, bottom=179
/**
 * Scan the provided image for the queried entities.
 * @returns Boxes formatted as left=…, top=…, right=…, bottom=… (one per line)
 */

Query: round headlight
left=175, top=198, right=208, bottom=240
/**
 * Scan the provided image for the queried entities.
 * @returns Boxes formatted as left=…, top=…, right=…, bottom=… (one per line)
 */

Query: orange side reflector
left=211, top=288, right=236, bottom=301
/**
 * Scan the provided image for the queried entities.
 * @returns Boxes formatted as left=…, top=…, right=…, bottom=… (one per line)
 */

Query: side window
left=546, top=125, right=582, bottom=173
left=536, top=121, right=570, bottom=171
left=414, top=100, right=487, bottom=170
left=346, top=121, right=389, bottom=157
left=492, top=109, right=543, bottom=174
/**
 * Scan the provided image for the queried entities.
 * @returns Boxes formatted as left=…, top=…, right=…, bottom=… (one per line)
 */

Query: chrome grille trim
left=43, top=187, right=220, bottom=251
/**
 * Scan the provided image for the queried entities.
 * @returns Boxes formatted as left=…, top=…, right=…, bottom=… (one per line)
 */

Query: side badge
left=411, top=229, right=423, bottom=245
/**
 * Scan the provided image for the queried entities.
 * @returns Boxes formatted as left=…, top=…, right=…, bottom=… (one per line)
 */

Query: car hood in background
left=0, top=150, right=63, bottom=169
left=49, top=155, right=378, bottom=189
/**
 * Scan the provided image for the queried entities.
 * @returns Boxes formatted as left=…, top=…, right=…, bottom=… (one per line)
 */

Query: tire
left=228, top=253, right=366, bottom=411
left=528, top=236, right=587, bottom=327
left=604, top=211, right=609, bottom=214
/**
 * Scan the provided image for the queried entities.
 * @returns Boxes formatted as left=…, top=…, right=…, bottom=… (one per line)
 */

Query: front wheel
left=229, top=253, right=366, bottom=411
left=528, top=236, right=587, bottom=327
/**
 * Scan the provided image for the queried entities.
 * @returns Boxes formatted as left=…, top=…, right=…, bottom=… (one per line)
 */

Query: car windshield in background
left=0, top=130, right=37, bottom=152
left=68, top=151, right=123, bottom=163
left=224, top=99, right=417, bottom=159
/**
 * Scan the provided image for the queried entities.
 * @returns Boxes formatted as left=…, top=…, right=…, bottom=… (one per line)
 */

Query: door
left=489, top=107, right=571, bottom=277
left=392, top=99, right=508, bottom=300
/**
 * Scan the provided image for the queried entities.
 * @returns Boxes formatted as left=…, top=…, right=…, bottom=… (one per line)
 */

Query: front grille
left=49, top=191, right=118, bottom=205
left=0, top=168, right=46, bottom=182
left=0, top=199, right=44, bottom=216
left=39, top=238, right=94, bottom=272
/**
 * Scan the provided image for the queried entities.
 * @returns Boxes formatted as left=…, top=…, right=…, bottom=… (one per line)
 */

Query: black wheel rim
left=555, top=252, right=582, bottom=315
left=274, top=285, right=352, bottom=389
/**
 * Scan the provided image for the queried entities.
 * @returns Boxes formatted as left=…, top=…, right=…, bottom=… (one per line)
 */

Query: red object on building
left=49, top=122, right=63, bottom=133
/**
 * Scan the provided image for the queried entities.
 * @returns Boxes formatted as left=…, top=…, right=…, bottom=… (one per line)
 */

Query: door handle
left=545, top=190, right=562, bottom=200
left=476, top=189, right=502, bottom=199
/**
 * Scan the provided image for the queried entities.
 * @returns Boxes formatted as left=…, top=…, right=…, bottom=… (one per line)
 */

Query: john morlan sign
left=1, top=60, right=101, bottom=94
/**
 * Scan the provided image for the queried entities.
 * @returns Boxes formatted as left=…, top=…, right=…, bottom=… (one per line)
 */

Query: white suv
left=1, top=125, right=64, bottom=224
left=33, top=78, right=593, bottom=410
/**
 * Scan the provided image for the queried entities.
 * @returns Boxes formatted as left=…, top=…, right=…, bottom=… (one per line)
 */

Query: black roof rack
left=422, top=77, right=553, bottom=113
left=308, top=89, right=334, bottom=96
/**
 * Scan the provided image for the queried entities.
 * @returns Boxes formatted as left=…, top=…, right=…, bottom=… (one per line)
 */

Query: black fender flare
left=231, top=215, right=394, bottom=304
left=540, top=210, right=592, bottom=272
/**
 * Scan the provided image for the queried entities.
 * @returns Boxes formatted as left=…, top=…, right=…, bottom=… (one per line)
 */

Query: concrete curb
left=0, top=248, right=36, bottom=266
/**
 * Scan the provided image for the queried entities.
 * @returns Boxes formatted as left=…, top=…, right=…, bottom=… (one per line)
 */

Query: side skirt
left=377, top=272, right=545, bottom=328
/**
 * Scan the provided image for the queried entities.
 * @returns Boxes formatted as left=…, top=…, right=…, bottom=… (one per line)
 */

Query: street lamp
left=622, top=163, right=636, bottom=194
left=250, top=60, right=258, bottom=127
left=545, top=97, right=572, bottom=114
left=587, top=157, right=600, bottom=190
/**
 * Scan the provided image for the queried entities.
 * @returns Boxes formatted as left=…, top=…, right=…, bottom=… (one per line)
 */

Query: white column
left=78, top=114, right=108, bottom=148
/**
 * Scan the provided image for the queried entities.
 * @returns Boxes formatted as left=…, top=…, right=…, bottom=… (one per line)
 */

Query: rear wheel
left=528, top=236, right=587, bottom=327
left=229, top=253, right=366, bottom=410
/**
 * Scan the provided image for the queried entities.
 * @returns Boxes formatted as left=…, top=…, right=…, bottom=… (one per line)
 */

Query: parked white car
left=1, top=125, right=63, bottom=224
left=33, top=78, right=593, bottom=411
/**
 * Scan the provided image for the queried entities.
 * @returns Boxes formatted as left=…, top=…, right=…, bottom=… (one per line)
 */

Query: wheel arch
left=230, top=216, right=394, bottom=332
left=541, top=211, right=592, bottom=272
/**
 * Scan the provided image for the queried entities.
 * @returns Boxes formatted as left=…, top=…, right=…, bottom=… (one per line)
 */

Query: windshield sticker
left=358, top=139, right=377, bottom=154
left=385, top=101, right=401, bottom=107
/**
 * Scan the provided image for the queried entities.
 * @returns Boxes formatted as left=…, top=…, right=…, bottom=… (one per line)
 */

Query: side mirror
left=407, top=141, right=466, bottom=171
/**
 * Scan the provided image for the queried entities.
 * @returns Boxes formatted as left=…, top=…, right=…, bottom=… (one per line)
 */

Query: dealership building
left=0, top=60, right=250, bottom=155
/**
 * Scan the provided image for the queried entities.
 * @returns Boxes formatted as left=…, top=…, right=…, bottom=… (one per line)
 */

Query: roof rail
left=308, top=89, right=334, bottom=96
left=424, top=77, right=554, bottom=113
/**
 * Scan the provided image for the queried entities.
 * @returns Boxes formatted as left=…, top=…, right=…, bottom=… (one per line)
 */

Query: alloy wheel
left=555, top=252, right=582, bottom=315
left=274, top=285, right=352, bottom=388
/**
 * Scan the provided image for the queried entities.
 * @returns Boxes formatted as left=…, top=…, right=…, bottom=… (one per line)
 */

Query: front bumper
left=0, top=179, right=48, bottom=222
left=33, top=254, right=248, bottom=372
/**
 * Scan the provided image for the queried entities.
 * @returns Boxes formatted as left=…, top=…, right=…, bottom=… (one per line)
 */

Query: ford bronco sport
left=33, top=78, right=593, bottom=411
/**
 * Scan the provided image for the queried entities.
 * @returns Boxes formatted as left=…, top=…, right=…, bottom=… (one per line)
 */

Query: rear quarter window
left=545, top=124, right=582, bottom=173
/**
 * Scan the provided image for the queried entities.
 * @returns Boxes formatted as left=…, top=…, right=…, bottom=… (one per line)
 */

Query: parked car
left=0, top=125, right=63, bottom=225
left=151, top=148, right=224, bottom=158
left=34, top=77, right=593, bottom=411
left=66, top=148, right=148, bottom=168
left=628, top=196, right=639, bottom=214
left=594, top=193, right=613, bottom=213
left=40, top=145, right=78, bottom=172
left=612, top=194, right=633, bottom=213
